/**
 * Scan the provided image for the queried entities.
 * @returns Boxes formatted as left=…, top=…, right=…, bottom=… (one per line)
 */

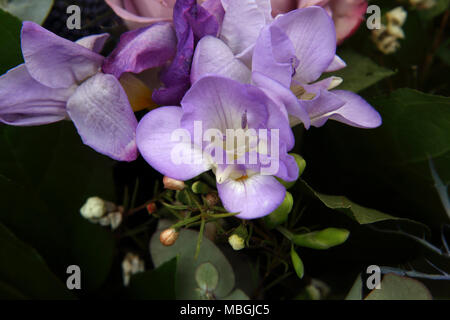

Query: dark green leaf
left=0, top=8, right=23, bottom=74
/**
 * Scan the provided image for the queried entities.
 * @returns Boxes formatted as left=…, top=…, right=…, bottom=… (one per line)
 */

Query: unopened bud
left=386, top=7, right=407, bottom=26
left=205, top=193, right=220, bottom=207
left=163, top=176, right=185, bottom=191
left=160, top=228, right=179, bottom=246
left=122, top=252, right=145, bottom=286
left=80, top=196, right=116, bottom=219
left=146, top=202, right=157, bottom=214
left=228, top=234, right=245, bottom=251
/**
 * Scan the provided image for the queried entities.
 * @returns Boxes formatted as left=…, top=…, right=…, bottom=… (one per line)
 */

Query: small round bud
left=80, top=196, right=107, bottom=219
left=146, top=202, right=157, bottom=214
left=160, top=228, right=179, bottom=246
left=205, top=193, right=220, bottom=207
left=163, top=176, right=185, bottom=191
left=228, top=234, right=245, bottom=251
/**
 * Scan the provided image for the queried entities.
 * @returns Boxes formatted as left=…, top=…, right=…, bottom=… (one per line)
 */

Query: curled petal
left=325, top=54, right=347, bottom=72
left=21, top=21, right=104, bottom=89
left=66, top=73, right=138, bottom=161
left=299, top=89, right=346, bottom=127
left=329, top=90, right=382, bottom=128
left=252, top=24, right=297, bottom=88
left=76, top=33, right=110, bottom=53
left=191, top=36, right=251, bottom=84
left=0, top=64, right=72, bottom=126
left=217, top=174, right=286, bottom=219
left=102, top=23, right=177, bottom=78
left=136, top=106, right=211, bottom=180
left=273, top=6, right=336, bottom=83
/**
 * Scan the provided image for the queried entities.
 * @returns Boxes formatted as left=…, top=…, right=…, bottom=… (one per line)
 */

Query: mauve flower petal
left=66, top=73, right=138, bottom=162
left=220, top=0, right=266, bottom=57
left=0, top=64, right=72, bottom=126
left=330, top=0, right=367, bottom=44
left=273, top=7, right=336, bottom=83
left=102, top=23, right=177, bottom=79
left=298, top=89, right=346, bottom=127
left=191, top=36, right=251, bottom=84
left=276, top=151, right=300, bottom=181
left=252, top=72, right=311, bottom=130
left=136, top=106, right=211, bottom=180
left=180, top=76, right=268, bottom=133
left=252, top=24, right=296, bottom=88
left=201, top=0, right=225, bottom=26
left=76, top=33, right=110, bottom=53
left=153, top=0, right=219, bottom=105
left=21, top=21, right=104, bottom=89
left=329, top=90, right=382, bottom=128
left=105, top=0, right=172, bottom=30
left=217, top=174, right=286, bottom=219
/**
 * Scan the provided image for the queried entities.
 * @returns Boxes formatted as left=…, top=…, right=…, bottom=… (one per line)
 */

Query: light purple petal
left=21, top=21, right=104, bottom=89
left=252, top=24, right=296, bottom=88
left=180, top=76, right=268, bottom=133
left=102, top=23, right=177, bottom=78
left=191, top=36, right=251, bottom=84
left=201, top=0, right=225, bottom=27
left=217, top=174, right=286, bottom=219
left=329, top=90, right=382, bottom=128
left=76, top=33, right=110, bottom=53
left=0, top=64, right=72, bottom=126
left=66, top=73, right=138, bottom=162
left=252, top=71, right=310, bottom=130
left=273, top=6, right=336, bottom=83
left=325, top=54, right=346, bottom=72
left=220, top=0, right=266, bottom=57
left=136, top=106, right=211, bottom=180
left=299, top=89, right=346, bottom=127
left=276, top=150, right=300, bottom=182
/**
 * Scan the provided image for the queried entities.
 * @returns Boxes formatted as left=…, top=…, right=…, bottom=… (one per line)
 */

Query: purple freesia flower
left=192, top=2, right=381, bottom=129
left=136, top=75, right=298, bottom=219
left=0, top=22, right=139, bottom=162
left=103, top=0, right=222, bottom=106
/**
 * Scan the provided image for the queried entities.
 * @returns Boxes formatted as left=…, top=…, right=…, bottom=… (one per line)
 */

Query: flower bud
left=122, top=252, right=145, bottom=286
left=386, top=7, right=407, bottom=26
left=160, top=228, right=179, bottom=246
left=163, top=176, right=185, bottom=190
left=146, top=202, right=157, bottom=214
left=192, top=181, right=210, bottom=194
left=205, top=193, right=220, bottom=207
left=264, top=191, right=294, bottom=229
left=228, top=224, right=248, bottom=251
left=80, top=196, right=115, bottom=219
left=292, top=228, right=350, bottom=250
left=228, top=234, right=245, bottom=251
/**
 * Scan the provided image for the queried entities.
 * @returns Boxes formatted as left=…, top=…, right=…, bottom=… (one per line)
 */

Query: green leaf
left=0, top=8, right=23, bottom=74
left=126, top=258, right=177, bottom=300
left=299, top=179, right=406, bottom=224
left=0, top=0, right=54, bottom=24
left=263, top=191, right=293, bottom=229
left=150, top=220, right=236, bottom=299
left=291, top=228, right=350, bottom=250
left=0, top=222, right=74, bottom=299
left=419, top=0, right=450, bottom=21
left=345, top=274, right=363, bottom=300
left=0, top=123, right=116, bottom=293
left=365, top=274, right=432, bottom=300
left=290, top=246, right=304, bottom=279
left=331, top=49, right=395, bottom=93
left=195, top=262, right=219, bottom=292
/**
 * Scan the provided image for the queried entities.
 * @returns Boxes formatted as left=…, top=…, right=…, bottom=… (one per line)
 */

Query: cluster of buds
left=80, top=197, right=123, bottom=230
left=121, top=253, right=145, bottom=287
left=372, top=7, right=407, bottom=54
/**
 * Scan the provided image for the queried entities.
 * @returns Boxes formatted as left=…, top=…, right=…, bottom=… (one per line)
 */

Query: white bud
left=80, top=197, right=107, bottom=219
left=228, top=234, right=245, bottom=251
left=386, top=7, right=407, bottom=26
left=122, top=253, right=145, bottom=286
left=387, top=24, right=405, bottom=39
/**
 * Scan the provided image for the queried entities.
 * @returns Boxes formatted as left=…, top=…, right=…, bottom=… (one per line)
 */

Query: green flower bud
left=292, top=228, right=350, bottom=250
left=263, top=191, right=293, bottom=229
left=277, top=153, right=306, bottom=189
left=191, top=181, right=210, bottom=194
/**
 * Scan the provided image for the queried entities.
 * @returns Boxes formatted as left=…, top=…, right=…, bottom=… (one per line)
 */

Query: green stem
left=195, top=218, right=206, bottom=260
left=171, top=215, right=202, bottom=229
left=276, top=226, right=294, bottom=241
